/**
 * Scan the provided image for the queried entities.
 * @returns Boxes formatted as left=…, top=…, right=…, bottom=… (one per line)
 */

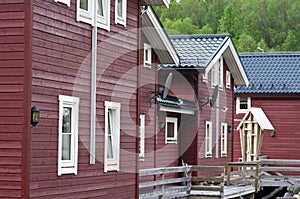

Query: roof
left=141, top=0, right=170, bottom=8
left=161, top=34, right=249, bottom=86
left=141, top=7, right=179, bottom=66
left=157, top=95, right=197, bottom=115
left=237, top=107, right=274, bottom=131
left=235, top=52, right=300, bottom=94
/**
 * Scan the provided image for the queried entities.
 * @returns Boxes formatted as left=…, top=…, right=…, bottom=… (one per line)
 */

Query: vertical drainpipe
left=215, top=88, right=219, bottom=159
left=136, top=3, right=141, bottom=199
left=90, top=0, right=97, bottom=164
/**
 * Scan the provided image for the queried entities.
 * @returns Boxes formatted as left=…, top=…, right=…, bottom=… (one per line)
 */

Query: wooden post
left=226, top=165, right=231, bottom=186
left=159, top=173, right=164, bottom=199
left=187, top=170, right=192, bottom=195
left=254, top=163, right=259, bottom=193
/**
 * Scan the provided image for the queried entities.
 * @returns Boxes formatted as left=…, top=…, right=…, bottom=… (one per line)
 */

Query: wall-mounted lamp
left=31, top=106, right=40, bottom=126
left=159, top=121, right=165, bottom=131
left=270, top=130, right=275, bottom=137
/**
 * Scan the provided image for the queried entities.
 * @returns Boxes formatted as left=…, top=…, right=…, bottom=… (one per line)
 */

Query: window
left=205, top=121, right=212, bottom=158
left=115, top=0, right=126, bottom=27
left=144, top=43, right=152, bottom=68
left=236, top=97, right=251, bottom=114
left=226, top=71, right=231, bottom=88
left=211, top=58, right=223, bottom=89
left=202, top=73, right=208, bottom=83
left=165, top=117, right=178, bottom=144
left=54, top=0, right=70, bottom=7
left=104, top=101, right=121, bottom=172
left=97, top=0, right=110, bottom=31
left=139, top=113, right=145, bottom=161
left=221, top=122, right=227, bottom=157
left=77, top=0, right=93, bottom=24
left=58, top=95, right=80, bottom=176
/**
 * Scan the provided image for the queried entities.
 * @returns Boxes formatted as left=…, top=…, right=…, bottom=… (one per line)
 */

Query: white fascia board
left=159, top=105, right=195, bottom=115
left=144, top=7, right=179, bottom=66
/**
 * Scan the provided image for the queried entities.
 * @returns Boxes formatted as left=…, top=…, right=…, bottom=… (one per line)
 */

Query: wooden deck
left=139, top=159, right=300, bottom=198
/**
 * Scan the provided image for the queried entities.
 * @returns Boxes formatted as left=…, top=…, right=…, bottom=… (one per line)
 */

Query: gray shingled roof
left=162, top=34, right=230, bottom=68
left=235, top=52, right=300, bottom=94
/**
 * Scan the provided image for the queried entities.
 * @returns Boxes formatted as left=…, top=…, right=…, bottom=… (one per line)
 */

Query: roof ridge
left=239, top=52, right=300, bottom=57
left=169, top=34, right=230, bottom=39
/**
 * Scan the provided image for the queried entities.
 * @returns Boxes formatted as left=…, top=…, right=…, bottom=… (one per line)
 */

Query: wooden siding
left=234, top=96, right=300, bottom=162
left=0, top=0, right=30, bottom=198
left=197, top=61, right=234, bottom=167
left=30, top=0, right=139, bottom=198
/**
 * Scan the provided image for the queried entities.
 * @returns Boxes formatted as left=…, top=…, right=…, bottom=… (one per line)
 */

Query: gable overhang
left=141, top=7, right=179, bottom=66
left=159, top=105, right=195, bottom=115
left=237, top=107, right=274, bottom=131
left=205, top=39, right=249, bottom=86
left=141, top=0, right=170, bottom=8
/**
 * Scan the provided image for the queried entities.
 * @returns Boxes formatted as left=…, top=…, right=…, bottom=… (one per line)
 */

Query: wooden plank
left=192, top=176, right=223, bottom=183
left=191, top=165, right=224, bottom=172
left=139, top=177, right=190, bottom=188
left=191, top=185, right=223, bottom=192
left=260, top=166, right=300, bottom=172
left=260, top=159, right=300, bottom=165
left=139, top=166, right=191, bottom=176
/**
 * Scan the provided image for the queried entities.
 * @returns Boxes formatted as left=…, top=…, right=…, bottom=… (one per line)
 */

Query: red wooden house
left=157, top=35, right=249, bottom=168
left=0, top=0, right=171, bottom=198
left=234, top=52, right=300, bottom=162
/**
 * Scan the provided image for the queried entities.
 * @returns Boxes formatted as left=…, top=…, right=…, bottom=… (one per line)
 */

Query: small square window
left=144, top=43, right=152, bottom=68
left=236, top=97, right=251, bottom=114
left=211, top=58, right=223, bottom=89
left=115, top=0, right=127, bottom=27
left=165, top=117, right=178, bottom=144
left=54, top=0, right=71, bottom=7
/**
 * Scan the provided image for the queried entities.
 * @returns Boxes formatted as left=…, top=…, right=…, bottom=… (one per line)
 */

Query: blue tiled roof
left=162, top=34, right=230, bottom=68
left=235, top=52, right=300, bottom=94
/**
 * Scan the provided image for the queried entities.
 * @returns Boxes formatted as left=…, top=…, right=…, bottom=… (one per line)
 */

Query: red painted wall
left=29, top=0, right=139, bottom=198
left=196, top=61, right=234, bottom=167
left=234, top=95, right=300, bottom=162
left=0, top=0, right=31, bottom=198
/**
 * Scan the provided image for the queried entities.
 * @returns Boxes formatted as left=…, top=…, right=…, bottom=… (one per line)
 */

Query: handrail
left=139, top=165, right=225, bottom=198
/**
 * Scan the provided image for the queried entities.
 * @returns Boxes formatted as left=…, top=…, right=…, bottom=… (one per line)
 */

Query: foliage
left=154, top=0, right=300, bottom=52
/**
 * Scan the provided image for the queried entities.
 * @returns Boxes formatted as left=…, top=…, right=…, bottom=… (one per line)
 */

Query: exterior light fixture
left=228, top=125, right=232, bottom=133
left=31, top=106, right=40, bottom=126
left=270, top=130, right=275, bottom=137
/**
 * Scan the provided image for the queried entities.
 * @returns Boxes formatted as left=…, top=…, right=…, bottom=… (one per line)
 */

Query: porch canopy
left=237, top=107, right=274, bottom=162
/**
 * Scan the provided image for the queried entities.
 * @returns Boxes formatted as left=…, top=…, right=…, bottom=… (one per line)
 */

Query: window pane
left=240, top=98, right=248, bottom=109
left=63, top=107, right=72, bottom=133
left=107, top=110, right=113, bottom=159
left=117, top=0, right=123, bottom=17
left=167, top=122, right=174, bottom=138
left=80, top=0, right=88, bottom=11
left=97, top=0, right=104, bottom=16
left=62, top=134, right=71, bottom=160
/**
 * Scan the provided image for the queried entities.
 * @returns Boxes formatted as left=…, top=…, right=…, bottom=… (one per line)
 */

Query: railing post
left=254, top=162, right=260, bottom=193
left=187, top=167, right=192, bottom=195
left=226, top=165, right=231, bottom=186
left=159, top=173, right=164, bottom=199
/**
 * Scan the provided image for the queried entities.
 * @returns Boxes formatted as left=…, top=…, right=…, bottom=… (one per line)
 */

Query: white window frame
left=58, top=95, right=80, bottom=176
left=144, top=43, right=152, bottom=68
left=139, top=113, right=145, bottom=161
left=97, top=0, right=111, bottom=31
left=236, top=97, right=251, bottom=114
left=205, top=121, right=212, bottom=158
left=221, top=122, right=227, bottom=157
left=115, top=0, right=127, bottom=27
left=104, top=101, right=121, bottom=172
left=54, top=0, right=71, bottom=7
left=202, top=73, right=208, bottom=83
left=226, top=70, right=231, bottom=88
left=211, top=57, right=223, bottom=89
left=165, top=117, right=178, bottom=144
left=77, top=0, right=93, bottom=24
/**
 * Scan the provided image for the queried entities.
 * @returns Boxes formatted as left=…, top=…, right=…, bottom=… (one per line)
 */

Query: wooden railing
left=226, top=159, right=300, bottom=193
left=139, top=165, right=225, bottom=199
